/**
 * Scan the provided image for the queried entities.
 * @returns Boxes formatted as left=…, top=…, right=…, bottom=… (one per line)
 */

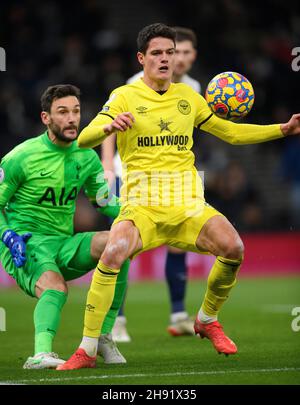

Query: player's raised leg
left=57, top=220, right=142, bottom=370
left=195, top=215, right=244, bottom=355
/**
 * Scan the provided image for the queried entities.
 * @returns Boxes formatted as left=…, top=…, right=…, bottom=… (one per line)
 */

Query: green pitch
left=0, top=277, right=299, bottom=385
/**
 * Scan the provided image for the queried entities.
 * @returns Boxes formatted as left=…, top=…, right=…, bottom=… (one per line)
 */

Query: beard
left=49, top=121, right=78, bottom=143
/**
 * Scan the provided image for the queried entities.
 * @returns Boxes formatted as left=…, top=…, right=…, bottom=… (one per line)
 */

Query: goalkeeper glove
left=2, top=230, right=32, bottom=268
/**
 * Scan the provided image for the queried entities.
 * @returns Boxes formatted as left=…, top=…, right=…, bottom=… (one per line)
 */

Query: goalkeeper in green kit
left=0, top=84, right=128, bottom=369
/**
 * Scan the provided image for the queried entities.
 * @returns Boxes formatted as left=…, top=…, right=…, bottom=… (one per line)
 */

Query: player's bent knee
left=101, top=239, right=129, bottom=268
left=223, top=237, right=244, bottom=260
left=42, top=285, right=68, bottom=296
left=101, top=254, right=127, bottom=269
left=53, top=283, right=68, bottom=294
left=42, top=280, right=68, bottom=295
left=35, top=271, right=68, bottom=297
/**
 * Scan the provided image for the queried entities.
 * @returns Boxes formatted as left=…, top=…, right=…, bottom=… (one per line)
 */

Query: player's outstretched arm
left=78, top=112, right=134, bottom=149
left=200, top=113, right=285, bottom=145
left=280, top=113, right=300, bottom=136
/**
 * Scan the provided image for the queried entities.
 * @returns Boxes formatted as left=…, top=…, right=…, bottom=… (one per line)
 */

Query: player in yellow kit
left=104, top=27, right=201, bottom=341
left=58, top=23, right=300, bottom=370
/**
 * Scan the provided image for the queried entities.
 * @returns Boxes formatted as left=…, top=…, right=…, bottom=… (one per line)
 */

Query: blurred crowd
left=0, top=0, right=299, bottom=232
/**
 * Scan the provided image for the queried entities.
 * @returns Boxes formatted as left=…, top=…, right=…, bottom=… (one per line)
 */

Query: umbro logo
left=136, top=106, right=148, bottom=114
left=120, top=209, right=131, bottom=216
left=86, top=304, right=95, bottom=312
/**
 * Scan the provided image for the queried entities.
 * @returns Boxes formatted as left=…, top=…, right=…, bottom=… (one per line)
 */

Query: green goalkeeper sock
left=34, top=289, right=67, bottom=355
left=101, top=259, right=130, bottom=335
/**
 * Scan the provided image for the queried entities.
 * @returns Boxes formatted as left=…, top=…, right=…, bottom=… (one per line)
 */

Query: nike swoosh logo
left=40, top=171, right=53, bottom=177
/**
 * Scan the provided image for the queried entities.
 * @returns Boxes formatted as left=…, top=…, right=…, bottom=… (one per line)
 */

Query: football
left=205, top=71, right=255, bottom=120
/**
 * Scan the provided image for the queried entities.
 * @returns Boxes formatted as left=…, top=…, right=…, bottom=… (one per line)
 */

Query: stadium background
left=0, top=0, right=299, bottom=283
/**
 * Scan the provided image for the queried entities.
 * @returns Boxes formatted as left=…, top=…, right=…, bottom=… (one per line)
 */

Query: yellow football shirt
left=84, top=79, right=213, bottom=208
left=78, top=78, right=283, bottom=210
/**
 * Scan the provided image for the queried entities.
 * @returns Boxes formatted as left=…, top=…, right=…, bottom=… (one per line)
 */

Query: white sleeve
left=126, top=71, right=144, bottom=84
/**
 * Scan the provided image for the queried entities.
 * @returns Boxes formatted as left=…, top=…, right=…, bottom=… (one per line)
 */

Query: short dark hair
left=172, top=27, right=197, bottom=49
left=137, top=23, right=176, bottom=54
left=41, top=84, right=81, bottom=112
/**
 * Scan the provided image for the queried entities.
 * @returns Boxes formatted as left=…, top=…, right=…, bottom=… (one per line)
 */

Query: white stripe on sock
left=79, top=336, right=98, bottom=357
left=198, top=308, right=217, bottom=324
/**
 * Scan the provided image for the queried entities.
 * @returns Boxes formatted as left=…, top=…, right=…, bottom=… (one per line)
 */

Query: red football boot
left=194, top=318, right=237, bottom=356
left=56, top=348, right=96, bottom=370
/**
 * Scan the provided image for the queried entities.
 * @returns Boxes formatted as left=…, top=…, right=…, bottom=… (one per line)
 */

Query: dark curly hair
left=41, top=84, right=81, bottom=112
left=137, top=23, right=176, bottom=54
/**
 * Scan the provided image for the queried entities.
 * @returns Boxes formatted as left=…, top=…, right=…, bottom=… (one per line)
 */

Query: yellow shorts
left=113, top=202, right=223, bottom=258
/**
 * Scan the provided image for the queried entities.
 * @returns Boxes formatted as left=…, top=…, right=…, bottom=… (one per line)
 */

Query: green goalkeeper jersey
left=0, top=131, right=119, bottom=237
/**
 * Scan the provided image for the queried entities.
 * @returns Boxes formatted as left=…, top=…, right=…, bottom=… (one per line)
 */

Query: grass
left=0, top=277, right=299, bottom=385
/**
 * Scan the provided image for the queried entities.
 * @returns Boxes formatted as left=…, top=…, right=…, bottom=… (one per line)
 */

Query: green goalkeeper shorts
left=0, top=232, right=97, bottom=297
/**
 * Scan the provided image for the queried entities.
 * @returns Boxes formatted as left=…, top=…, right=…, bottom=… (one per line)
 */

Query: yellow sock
left=201, top=256, right=242, bottom=317
left=83, top=260, right=120, bottom=338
